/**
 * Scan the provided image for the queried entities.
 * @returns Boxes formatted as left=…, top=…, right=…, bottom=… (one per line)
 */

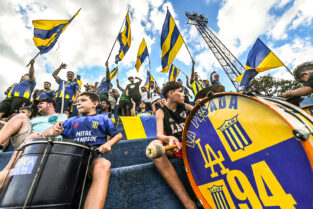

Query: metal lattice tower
left=185, top=12, right=245, bottom=92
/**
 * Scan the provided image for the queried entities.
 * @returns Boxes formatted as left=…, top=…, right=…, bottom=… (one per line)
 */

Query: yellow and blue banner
left=144, top=70, right=155, bottom=88
left=135, top=38, right=149, bottom=72
left=168, top=64, right=180, bottom=81
left=237, top=38, right=284, bottom=87
left=161, top=9, right=183, bottom=73
left=120, top=116, right=156, bottom=140
left=115, top=12, right=131, bottom=64
left=74, top=74, right=82, bottom=89
left=32, top=9, right=80, bottom=54
left=104, top=66, right=119, bottom=81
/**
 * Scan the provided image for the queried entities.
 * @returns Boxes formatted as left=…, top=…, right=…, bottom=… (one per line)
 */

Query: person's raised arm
left=190, top=60, right=195, bottom=82
left=210, top=70, right=216, bottom=84
left=94, top=82, right=99, bottom=91
left=28, top=59, right=35, bottom=82
left=105, top=60, right=110, bottom=80
left=135, top=76, right=143, bottom=84
left=186, top=76, right=193, bottom=91
left=116, top=78, right=124, bottom=91
left=52, top=63, right=67, bottom=83
left=130, top=99, right=136, bottom=116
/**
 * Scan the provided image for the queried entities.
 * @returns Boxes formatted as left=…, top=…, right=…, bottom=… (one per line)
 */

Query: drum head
left=183, top=93, right=313, bottom=209
left=195, top=86, right=225, bottom=102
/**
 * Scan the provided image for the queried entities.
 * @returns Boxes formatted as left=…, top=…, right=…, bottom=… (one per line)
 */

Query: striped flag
left=168, top=64, right=180, bottom=81
left=161, top=9, right=183, bottom=72
left=115, top=12, right=131, bottom=64
left=135, top=38, right=149, bottom=72
left=104, top=66, right=119, bottom=81
left=236, top=38, right=284, bottom=87
left=32, top=9, right=80, bottom=54
left=144, top=70, right=155, bottom=88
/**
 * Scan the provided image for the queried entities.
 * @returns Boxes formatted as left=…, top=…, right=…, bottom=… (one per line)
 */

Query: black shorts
left=119, top=100, right=130, bottom=109
left=55, top=98, right=72, bottom=113
left=0, top=97, right=30, bottom=116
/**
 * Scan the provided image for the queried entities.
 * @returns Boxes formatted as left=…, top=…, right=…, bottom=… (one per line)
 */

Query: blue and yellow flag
left=144, top=70, right=155, bottom=88
left=168, top=64, right=180, bottom=81
left=135, top=38, right=149, bottom=72
left=74, top=74, right=82, bottom=89
left=237, top=38, right=284, bottom=87
left=161, top=9, right=183, bottom=73
left=120, top=116, right=156, bottom=140
left=104, top=66, right=119, bottom=81
left=115, top=12, right=131, bottom=64
left=32, top=9, right=80, bottom=54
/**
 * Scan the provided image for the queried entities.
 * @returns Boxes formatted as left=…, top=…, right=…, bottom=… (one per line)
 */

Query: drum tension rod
left=293, top=129, right=312, bottom=141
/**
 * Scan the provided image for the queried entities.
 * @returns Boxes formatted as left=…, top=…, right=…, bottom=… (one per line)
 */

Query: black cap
left=39, top=98, right=56, bottom=108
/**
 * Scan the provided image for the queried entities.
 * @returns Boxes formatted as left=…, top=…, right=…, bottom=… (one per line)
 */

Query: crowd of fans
left=0, top=59, right=224, bottom=150
left=0, top=58, right=226, bottom=208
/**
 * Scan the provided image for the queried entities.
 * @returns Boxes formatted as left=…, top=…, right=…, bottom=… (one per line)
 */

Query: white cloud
left=217, top=0, right=276, bottom=56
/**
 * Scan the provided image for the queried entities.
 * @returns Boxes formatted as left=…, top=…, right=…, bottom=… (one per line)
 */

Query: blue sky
left=0, top=0, right=312, bottom=99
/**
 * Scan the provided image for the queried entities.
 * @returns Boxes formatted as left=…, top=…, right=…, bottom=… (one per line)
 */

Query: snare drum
left=0, top=138, right=92, bottom=209
left=183, top=92, right=313, bottom=209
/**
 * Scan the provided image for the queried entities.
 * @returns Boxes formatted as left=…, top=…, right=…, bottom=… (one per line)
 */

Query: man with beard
left=0, top=98, right=66, bottom=194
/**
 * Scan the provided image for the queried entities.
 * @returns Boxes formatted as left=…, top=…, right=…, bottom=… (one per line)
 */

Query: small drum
left=182, top=92, right=313, bottom=209
left=0, top=138, right=93, bottom=209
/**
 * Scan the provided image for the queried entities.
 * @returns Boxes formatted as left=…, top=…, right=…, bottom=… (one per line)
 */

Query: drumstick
left=145, top=144, right=178, bottom=159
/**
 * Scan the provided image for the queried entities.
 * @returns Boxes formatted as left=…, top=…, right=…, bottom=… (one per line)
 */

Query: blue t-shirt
left=135, top=111, right=152, bottom=116
left=62, top=114, right=119, bottom=147
left=96, top=77, right=110, bottom=94
left=56, top=79, right=79, bottom=100
left=212, top=80, right=220, bottom=85
left=36, top=89, right=56, bottom=101
left=8, top=80, right=36, bottom=100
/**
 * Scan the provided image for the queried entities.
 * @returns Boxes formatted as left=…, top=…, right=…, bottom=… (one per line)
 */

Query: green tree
left=249, top=75, right=302, bottom=96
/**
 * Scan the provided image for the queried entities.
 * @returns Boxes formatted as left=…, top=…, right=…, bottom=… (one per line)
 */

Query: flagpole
left=27, top=8, right=81, bottom=67
left=106, top=9, right=128, bottom=62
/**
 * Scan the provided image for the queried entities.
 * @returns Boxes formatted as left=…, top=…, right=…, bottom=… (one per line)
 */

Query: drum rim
left=23, top=139, right=92, bottom=150
left=264, top=96, right=313, bottom=124
left=301, top=104, right=313, bottom=109
left=182, top=92, right=313, bottom=208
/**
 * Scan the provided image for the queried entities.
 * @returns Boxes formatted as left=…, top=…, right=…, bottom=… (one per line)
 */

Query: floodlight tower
left=185, top=12, right=245, bottom=92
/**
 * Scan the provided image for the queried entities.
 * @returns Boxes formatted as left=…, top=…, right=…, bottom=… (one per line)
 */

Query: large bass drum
left=182, top=92, right=313, bottom=209
left=0, top=138, right=93, bottom=209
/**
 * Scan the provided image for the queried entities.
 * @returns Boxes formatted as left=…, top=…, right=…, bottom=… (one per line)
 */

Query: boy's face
left=170, top=87, right=184, bottom=104
left=20, top=109, right=31, bottom=117
left=77, top=95, right=98, bottom=115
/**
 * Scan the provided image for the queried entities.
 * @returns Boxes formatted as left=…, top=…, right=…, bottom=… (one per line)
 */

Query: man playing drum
left=49, top=92, right=122, bottom=209
left=282, top=62, right=313, bottom=98
left=147, top=82, right=197, bottom=209
left=0, top=98, right=66, bottom=194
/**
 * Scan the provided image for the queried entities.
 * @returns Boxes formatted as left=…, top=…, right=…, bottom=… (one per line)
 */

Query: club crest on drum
left=208, top=185, right=230, bottom=209
left=218, top=115, right=252, bottom=152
